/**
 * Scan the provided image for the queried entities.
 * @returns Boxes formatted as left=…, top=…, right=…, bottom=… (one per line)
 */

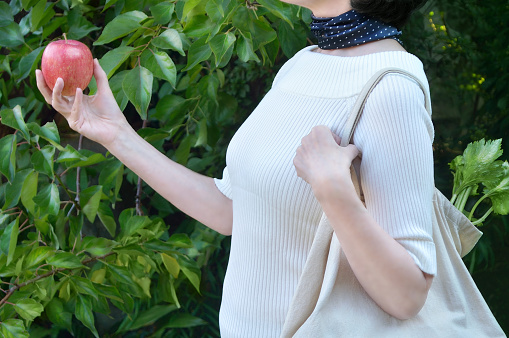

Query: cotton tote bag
left=281, top=68, right=506, bottom=338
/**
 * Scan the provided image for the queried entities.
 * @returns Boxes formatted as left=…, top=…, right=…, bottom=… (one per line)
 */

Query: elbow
left=386, top=273, right=434, bottom=320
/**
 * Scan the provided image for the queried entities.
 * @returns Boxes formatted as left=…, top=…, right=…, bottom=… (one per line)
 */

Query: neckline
left=306, top=45, right=415, bottom=59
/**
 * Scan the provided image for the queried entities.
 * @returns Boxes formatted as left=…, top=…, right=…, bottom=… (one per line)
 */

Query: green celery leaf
left=483, top=161, right=509, bottom=215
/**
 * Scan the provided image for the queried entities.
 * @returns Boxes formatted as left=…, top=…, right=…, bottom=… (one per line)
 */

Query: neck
left=311, top=3, right=352, bottom=18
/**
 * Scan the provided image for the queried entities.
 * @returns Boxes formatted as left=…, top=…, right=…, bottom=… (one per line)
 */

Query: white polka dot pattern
left=310, top=10, right=402, bottom=49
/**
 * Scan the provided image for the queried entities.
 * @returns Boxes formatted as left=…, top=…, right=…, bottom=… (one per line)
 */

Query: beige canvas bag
left=281, top=68, right=506, bottom=338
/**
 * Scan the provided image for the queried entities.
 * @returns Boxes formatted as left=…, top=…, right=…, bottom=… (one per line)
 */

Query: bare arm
left=293, top=126, right=433, bottom=320
left=36, top=60, right=233, bottom=235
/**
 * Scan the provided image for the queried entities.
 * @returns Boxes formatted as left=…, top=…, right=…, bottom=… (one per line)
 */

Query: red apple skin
left=41, top=39, right=94, bottom=96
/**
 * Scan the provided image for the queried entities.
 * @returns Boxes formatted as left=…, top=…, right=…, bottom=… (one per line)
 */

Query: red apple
left=41, top=39, right=94, bottom=96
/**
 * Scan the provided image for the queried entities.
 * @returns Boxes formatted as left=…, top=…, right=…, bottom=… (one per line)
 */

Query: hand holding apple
left=36, top=59, right=130, bottom=148
left=41, top=37, right=94, bottom=96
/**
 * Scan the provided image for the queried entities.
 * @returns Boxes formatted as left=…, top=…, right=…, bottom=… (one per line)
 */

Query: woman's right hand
left=35, top=59, right=130, bottom=148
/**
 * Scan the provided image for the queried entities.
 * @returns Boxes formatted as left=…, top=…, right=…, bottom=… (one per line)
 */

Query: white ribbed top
left=214, top=45, right=436, bottom=337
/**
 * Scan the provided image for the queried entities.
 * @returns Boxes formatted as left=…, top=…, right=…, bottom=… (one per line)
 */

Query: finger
left=69, top=87, right=83, bottom=128
left=93, top=59, right=112, bottom=94
left=52, top=78, right=72, bottom=113
left=344, top=144, right=360, bottom=160
left=35, top=70, right=53, bottom=104
left=331, top=132, right=342, bottom=145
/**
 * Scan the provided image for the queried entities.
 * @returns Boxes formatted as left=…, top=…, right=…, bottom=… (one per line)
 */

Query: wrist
left=103, top=120, right=137, bottom=154
left=312, top=172, right=360, bottom=207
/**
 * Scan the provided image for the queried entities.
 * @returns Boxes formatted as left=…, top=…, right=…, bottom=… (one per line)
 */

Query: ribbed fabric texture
left=214, top=45, right=437, bottom=337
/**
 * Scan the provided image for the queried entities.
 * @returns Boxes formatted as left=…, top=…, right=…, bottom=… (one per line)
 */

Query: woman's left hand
left=293, top=125, right=360, bottom=201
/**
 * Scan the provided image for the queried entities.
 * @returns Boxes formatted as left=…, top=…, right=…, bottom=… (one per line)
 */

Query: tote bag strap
left=340, top=67, right=431, bottom=147
left=341, top=68, right=431, bottom=200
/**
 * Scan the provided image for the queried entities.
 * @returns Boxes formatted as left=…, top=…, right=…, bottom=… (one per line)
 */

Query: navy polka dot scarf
left=310, top=10, right=402, bottom=50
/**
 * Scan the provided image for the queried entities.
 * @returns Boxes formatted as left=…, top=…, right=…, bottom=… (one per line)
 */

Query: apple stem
left=63, top=33, right=67, bottom=43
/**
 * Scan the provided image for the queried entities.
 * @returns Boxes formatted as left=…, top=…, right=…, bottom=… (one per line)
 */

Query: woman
left=36, top=0, right=435, bottom=336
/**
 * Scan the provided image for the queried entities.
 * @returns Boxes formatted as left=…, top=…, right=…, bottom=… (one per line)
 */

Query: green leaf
left=163, top=313, right=207, bottom=328
left=24, top=246, right=54, bottom=269
left=0, top=2, right=14, bottom=28
left=140, top=49, right=177, bottom=87
left=0, top=22, right=24, bottom=48
left=14, top=298, right=44, bottom=321
left=99, top=46, right=135, bottom=79
left=483, top=161, right=509, bottom=215
left=80, top=185, right=103, bottom=223
left=0, top=319, right=29, bottom=338
left=109, top=70, right=129, bottom=111
left=257, top=0, right=294, bottom=28
left=3, top=168, right=32, bottom=209
left=31, top=0, right=55, bottom=32
left=0, top=218, right=19, bottom=266
left=20, top=170, right=38, bottom=214
left=119, top=213, right=152, bottom=238
left=27, top=121, right=62, bottom=150
left=66, top=153, right=106, bottom=169
left=73, top=276, right=99, bottom=300
left=94, top=11, right=148, bottom=45
left=152, top=29, right=185, bottom=56
left=209, top=32, right=236, bottom=67
left=122, top=66, right=153, bottom=120
left=232, top=6, right=276, bottom=49
left=168, top=233, right=193, bottom=248
left=125, top=304, right=178, bottom=331
left=184, top=36, right=212, bottom=71
left=47, top=252, right=84, bottom=269
left=236, top=31, right=260, bottom=63
left=175, top=135, right=193, bottom=164
left=0, top=134, right=17, bottom=182
left=97, top=203, right=116, bottom=237
left=161, top=253, right=180, bottom=278
left=182, top=0, right=202, bottom=19
left=45, top=299, right=72, bottom=332
left=31, top=145, right=55, bottom=177
left=75, top=294, right=99, bottom=338
left=33, top=183, right=60, bottom=216
left=278, top=20, right=307, bottom=58
left=107, top=264, right=134, bottom=285
left=67, top=9, right=100, bottom=40
left=150, top=2, right=175, bottom=25
left=81, top=237, right=114, bottom=256
left=0, top=105, right=30, bottom=141
left=56, top=144, right=87, bottom=163
left=183, top=14, right=214, bottom=38
left=179, top=257, right=201, bottom=293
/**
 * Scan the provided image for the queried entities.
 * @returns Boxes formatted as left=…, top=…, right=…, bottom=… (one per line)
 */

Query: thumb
left=93, top=59, right=112, bottom=94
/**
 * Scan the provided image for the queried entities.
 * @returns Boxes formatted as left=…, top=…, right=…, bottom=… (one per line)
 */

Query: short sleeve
left=353, top=74, right=437, bottom=275
left=214, top=166, right=233, bottom=200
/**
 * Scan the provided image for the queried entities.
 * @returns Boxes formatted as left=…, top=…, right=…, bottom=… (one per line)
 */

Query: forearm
left=105, top=125, right=233, bottom=235
left=316, top=180, right=432, bottom=320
